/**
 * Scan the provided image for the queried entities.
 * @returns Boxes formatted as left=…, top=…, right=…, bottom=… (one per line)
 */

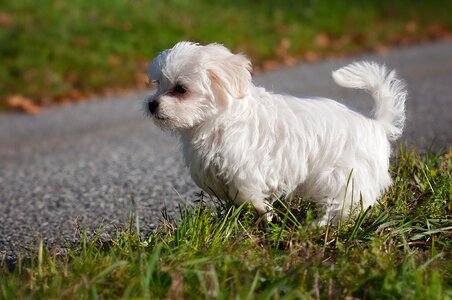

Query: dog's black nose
left=148, top=100, right=159, bottom=114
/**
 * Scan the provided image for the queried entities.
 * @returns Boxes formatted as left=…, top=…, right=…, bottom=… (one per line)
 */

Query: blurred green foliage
left=0, top=0, right=451, bottom=108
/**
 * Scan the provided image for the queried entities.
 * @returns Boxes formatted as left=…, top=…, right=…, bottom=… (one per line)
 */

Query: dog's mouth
left=153, top=114, right=168, bottom=121
left=148, top=107, right=167, bottom=120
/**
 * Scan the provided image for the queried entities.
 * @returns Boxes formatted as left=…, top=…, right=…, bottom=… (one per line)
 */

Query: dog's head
left=144, top=42, right=252, bottom=129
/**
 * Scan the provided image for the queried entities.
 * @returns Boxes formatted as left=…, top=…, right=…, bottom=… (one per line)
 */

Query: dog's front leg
left=234, top=190, right=274, bottom=222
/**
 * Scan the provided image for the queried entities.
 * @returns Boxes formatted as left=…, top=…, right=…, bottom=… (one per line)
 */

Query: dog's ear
left=205, top=44, right=252, bottom=105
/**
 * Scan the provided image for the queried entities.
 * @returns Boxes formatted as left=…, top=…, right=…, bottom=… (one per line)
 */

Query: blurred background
left=0, top=0, right=451, bottom=112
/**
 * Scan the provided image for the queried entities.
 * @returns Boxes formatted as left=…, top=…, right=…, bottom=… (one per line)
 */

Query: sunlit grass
left=1, top=147, right=451, bottom=299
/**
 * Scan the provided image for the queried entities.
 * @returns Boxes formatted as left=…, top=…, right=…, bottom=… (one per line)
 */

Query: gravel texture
left=1, top=41, right=451, bottom=259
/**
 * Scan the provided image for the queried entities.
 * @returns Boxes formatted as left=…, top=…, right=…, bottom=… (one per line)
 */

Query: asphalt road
left=1, top=41, right=451, bottom=259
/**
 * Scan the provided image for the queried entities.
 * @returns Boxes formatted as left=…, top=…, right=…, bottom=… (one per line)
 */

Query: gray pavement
left=1, top=41, right=451, bottom=259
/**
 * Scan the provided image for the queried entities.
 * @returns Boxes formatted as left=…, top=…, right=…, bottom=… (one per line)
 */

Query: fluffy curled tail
left=332, top=61, right=407, bottom=141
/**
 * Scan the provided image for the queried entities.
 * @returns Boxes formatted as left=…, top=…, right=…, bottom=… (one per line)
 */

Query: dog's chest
left=182, top=136, right=230, bottom=199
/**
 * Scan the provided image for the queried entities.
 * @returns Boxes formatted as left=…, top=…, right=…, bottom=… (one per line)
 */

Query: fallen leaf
left=121, top=21, right=132, bottom=31
left=0, top=12, right=13, bottom=26
left=405, top=21, right=417, bottom=33
left=315, top=32, right=330, bottom=48
left=72, top=37, right=89, bottom=48
left=7, top=95, right=41, bottom=114
left=374, top=44, right=389, bottom=55
left=108, top=55, right=121, bottom=66
left=135, top=72, right=149, bottom=89
left=274, top=38, right=291, bottom=58
left=69, top=89, right=84, bottom=100
left=261, top=60, right=279, bottom=71
left=428, top=22, right=451, bottom=38
left=304, top=51, right=318, bottom=62
left=283, top=55, right=296, bottom=66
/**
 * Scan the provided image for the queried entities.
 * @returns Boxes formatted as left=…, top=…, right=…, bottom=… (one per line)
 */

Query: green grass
left=1, top=147, right=451, bottom=299
left=1, top=0, right=452, bottom=109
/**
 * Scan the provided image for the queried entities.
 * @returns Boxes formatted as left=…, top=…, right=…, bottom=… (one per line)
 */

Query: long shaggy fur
left=145, top=42, right=407, bottom=225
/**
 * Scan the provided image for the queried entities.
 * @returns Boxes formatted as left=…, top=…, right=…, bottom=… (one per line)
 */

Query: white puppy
left=145, top=41, right=406, bottom=225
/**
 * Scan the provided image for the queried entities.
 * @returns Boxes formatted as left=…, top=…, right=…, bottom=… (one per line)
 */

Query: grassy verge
left=1, top=147, right=451, bottom=299
left=1, top=0, right=452, bottom=111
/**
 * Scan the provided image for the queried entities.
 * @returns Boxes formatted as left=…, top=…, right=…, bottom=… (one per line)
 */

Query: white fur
left=145, top=42, right=407, bottom=225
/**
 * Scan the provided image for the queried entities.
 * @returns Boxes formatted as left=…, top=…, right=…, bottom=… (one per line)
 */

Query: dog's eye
left=174, top=84, right=186, bottom=94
